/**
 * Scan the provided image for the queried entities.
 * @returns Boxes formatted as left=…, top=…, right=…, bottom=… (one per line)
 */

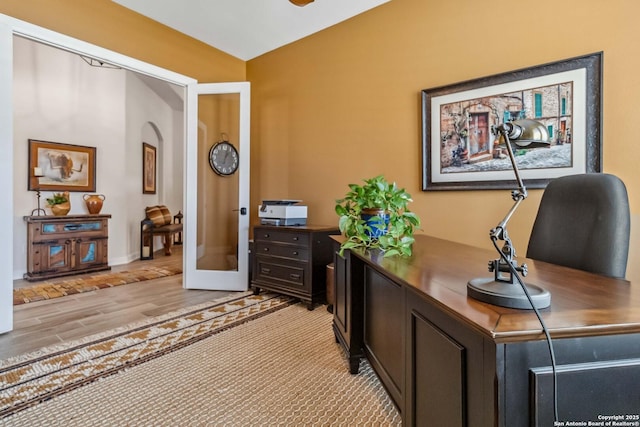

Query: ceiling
left=112, top=0, right=391, bottom=61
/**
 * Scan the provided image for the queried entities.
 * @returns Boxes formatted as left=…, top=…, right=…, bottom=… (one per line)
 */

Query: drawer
left=30, top=220, right=108, bottom=240
left=254, top=259, right=308, bottom=291
left=255, top=241, right=309, bottom=261
left=254, top=228, right=309, bottom=246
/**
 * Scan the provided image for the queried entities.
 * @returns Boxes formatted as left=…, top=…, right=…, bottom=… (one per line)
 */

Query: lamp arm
left=490, top=128, right=528, bottom=241
left=501, top=127, right=528, bottom=200
left=491, top=196, right=524, bottom=241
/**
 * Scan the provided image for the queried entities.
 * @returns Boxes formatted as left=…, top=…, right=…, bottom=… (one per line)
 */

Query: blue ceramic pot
left=361, top=209, right=389, bottom=238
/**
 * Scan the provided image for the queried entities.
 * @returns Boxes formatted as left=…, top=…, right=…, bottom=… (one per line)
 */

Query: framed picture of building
left=421, top=52, right=602, bottom=191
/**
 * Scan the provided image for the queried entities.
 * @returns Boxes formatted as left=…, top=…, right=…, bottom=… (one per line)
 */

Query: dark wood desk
left=332, top=235, right=640, bottom=427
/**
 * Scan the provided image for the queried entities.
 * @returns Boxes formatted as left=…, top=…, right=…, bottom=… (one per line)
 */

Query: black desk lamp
left=467, top=119, right=551, bottom=309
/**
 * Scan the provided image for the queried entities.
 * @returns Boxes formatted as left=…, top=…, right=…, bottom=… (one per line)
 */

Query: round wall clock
left=209, top=141, right=239, bottom=176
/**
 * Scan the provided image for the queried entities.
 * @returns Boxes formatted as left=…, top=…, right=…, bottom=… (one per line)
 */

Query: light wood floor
left=1, top=247, right=235, bottom=361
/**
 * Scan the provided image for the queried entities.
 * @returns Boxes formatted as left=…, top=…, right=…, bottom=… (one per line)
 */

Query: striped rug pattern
left=0, top=292, right=400, bottom=426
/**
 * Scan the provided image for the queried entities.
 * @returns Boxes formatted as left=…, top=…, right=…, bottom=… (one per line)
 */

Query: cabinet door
left=35, top=240, right=73, bottom=273
left=74, top=238, right=107, bottom=268
left=364, top=267, right=405, bottom=410
left=405, top=288, right=490, bottom=427
left=332, top=245, right=366, bottom=374
left=409, top=307, right=465, bottom=427
left=333, top=248, right=349, bottom=341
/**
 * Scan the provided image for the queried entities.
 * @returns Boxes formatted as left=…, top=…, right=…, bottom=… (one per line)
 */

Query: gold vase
left=50, top=202, right=71, bottom=216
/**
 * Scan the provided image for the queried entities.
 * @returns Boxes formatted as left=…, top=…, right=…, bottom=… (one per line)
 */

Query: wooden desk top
left=335, top=234, right=640, bottom=342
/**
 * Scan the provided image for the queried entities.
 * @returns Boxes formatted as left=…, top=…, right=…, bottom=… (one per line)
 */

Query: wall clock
left=209, top=141, right=239, bottom=176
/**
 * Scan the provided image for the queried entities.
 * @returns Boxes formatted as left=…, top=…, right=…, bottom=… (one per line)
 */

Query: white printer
left=258, top=200, right=308, bottom=226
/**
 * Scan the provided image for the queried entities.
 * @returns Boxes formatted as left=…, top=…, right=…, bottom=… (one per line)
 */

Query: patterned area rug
left=13, top=266, right=182, bottom=305
left=0, top=292, right=400, bottom=426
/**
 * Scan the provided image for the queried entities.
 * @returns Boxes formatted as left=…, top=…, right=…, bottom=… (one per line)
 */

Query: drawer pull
left=261, top=267, right=271, bottom=274
left=289, top=273, right=301, bottom=280
left=292, top=236, right=299, bottom=241
left=263, top=247, right=270, bottom=252
left=35, top=240, right=59, bottom=245
left=292, top=251, right=299, bottom=255
left=264, top=233, right=270, bottom=238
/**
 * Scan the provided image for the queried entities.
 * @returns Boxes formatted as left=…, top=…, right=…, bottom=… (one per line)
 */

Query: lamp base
left=467, top=277, right=551, bottom=310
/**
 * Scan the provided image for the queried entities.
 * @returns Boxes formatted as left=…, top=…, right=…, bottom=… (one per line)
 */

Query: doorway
left=468, top=112, right=489, bottom=157
left=12, top=35, right=186, bottom=277
left=1, top=14, right=197, bottom=333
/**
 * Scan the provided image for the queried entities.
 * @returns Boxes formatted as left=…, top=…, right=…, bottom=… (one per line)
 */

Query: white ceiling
left=112, top=0, right=390, bottom=61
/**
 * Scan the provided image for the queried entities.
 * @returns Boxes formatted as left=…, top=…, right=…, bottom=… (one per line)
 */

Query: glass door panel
left=184, top=82, right=249, bottom=291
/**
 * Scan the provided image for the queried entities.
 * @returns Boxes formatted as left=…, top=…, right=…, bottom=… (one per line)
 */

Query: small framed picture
left=142, top=142, right=156, bottom=194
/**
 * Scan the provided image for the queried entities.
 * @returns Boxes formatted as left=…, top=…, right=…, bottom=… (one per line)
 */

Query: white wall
left=12, top=36, right=182, bottom=279
left=124, top=72, right=184, bottom=262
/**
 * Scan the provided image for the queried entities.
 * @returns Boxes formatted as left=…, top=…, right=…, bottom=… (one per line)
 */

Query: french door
left=183, top=82, right=250, bottom=291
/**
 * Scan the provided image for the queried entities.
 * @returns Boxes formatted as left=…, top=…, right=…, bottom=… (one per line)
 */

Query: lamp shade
left=497, top=119, right=550, bottom=148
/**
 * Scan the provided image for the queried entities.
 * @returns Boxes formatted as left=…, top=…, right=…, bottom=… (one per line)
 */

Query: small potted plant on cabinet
left=46, top=191, right=71, bottom=216
left=335, top=175, right=421, bottom=257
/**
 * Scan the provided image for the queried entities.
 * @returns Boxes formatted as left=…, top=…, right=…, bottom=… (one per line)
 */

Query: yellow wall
left=0, top=0, right=245, bottom=81
left=3, top=0, right=639, bottom=280
left=248, top=0, right=640, bottom=281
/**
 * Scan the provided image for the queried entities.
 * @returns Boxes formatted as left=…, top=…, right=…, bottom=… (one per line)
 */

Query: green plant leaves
left=46, top=192, right=69, bottom=206
left=335, top=175, right=421, bottom=257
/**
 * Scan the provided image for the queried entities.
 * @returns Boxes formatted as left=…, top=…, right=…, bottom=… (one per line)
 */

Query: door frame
left=0, top=14, right=197, bottom=333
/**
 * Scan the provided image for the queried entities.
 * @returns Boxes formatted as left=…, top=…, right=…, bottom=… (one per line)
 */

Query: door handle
left=233, top=207, right=248, bottom=215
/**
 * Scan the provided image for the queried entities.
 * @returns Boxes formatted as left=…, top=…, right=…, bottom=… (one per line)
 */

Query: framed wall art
left=142, top=142, right=156, bottom=194
left=28, top=139, right=96, bottom=192
left=421, top=52, right=602, bottom=191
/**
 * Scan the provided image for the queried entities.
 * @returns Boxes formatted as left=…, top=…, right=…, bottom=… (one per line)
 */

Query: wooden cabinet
left=24, top=215, right=111, bottom=281
left=251, top=225, right=339, bottom=309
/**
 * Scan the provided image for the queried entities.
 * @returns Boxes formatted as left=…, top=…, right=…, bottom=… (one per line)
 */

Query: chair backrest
left=526, top=173, right=630, bottom=278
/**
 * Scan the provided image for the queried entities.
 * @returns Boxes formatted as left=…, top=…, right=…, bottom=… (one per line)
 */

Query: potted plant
left=46, top=191, right=71, bottom=216
left=335, top=175, right=421, bottom=257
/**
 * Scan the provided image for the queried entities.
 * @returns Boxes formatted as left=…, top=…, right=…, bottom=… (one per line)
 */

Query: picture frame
left=142, top=142, right=156, bottom=194
left=421, top=52, right=602, bottom=191
left=28, top=139, right=96, bottom=192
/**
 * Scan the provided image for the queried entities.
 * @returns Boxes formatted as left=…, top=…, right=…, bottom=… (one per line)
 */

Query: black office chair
left=526, top=173, right=631, bottom=278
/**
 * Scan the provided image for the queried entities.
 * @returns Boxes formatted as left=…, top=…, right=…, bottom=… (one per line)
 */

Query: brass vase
left=50, top=201, right=71, bottom=216
left=48, top=191, right=71, bottom=216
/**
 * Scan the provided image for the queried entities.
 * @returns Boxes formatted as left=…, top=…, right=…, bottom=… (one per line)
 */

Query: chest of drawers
left=24, top=214, right=111, bottom=281
left=252, top=225, right=339, bottom=309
